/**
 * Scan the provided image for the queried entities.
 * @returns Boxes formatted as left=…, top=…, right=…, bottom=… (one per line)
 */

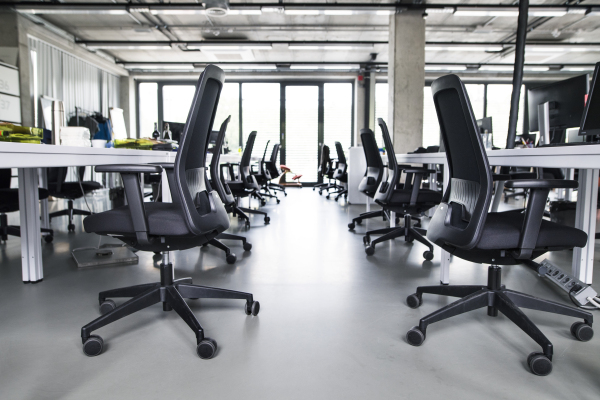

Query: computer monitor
left=528, top=74, right=589, bottom=138
left=476, top=117, right=493, bottom=134
left=163, top=121, right=185, bottom=143
left=208, top=130, right=219, bottom=145
left=578, top=62, right=600, bottom=139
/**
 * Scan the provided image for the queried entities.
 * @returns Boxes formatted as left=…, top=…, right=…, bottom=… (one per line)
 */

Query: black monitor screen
left=164, top=121, right=185, bottom=143
left=208, top=130, right=219, bottom=144
left=476, top=117, right=493, bottom=134
left=528, top=74, right=589, bottom=132
left=579, top=63, right=600, bottom=137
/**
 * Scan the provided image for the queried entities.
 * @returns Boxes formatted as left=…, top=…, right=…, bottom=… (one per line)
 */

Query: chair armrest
left=400, top=167, right=436, bottom=174
left=505, top=179, right=578, bottom=189
left=95, top=164, right=163, bottom=174
left=150, top=162, right=174, bottom=170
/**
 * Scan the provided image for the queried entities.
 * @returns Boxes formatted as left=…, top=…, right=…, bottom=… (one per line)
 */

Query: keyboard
left=538, top=141, right=599, bottom=148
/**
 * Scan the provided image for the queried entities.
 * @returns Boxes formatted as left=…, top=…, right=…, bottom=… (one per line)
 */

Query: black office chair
left=363, top=119, right=440, bottom=260
left=326, top=142, right=348, bottom=201
left=264, top=143, right=286, bottom=196
left=348, top=129, right=387, bottom=230
left=47, top=166, right=102, bottom=231
left=0, top=169, right=54, bottom=243
left=314, top=143, right=333, bottom=192
left=405, top=74, right=593, bottom=376
left=80, top=65, right=259, bottom=360
left=223, top=132, right=270, bottom=224
left=252, top=140, right=280, bottom=203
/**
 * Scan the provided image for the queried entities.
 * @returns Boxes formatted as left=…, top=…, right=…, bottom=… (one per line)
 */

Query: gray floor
left=1, top=188, right=600, bottom=400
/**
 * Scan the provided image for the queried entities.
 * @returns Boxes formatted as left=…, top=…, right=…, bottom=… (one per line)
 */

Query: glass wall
left=286, top=86, right=319, bottom=182
left=163, top=85, right=195, bottom=124
left=138, top=82, right=157, bottom=137
left=324, top=83, right=353, bottom=157
left=241, top=83, right=281, bottom=159
left=487, top=84, right=525, bottom=148
left=213, top=82, right=240, bottom=150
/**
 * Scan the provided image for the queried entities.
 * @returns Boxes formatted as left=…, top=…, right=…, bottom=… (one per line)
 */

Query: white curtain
left=28, top=37, right=120, bottom=127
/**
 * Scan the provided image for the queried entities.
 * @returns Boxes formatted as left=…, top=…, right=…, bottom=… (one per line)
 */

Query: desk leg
left=573, top=168, right=598, bottom=284
left=38, top=168, right=49, bottom=230
left=565, top=169, right=574, bottom=202
left=18, top=168, right=43, bottom=283
left=439, top=161, right=451, bottom=285
left=490, top=180, right=505, bottom=212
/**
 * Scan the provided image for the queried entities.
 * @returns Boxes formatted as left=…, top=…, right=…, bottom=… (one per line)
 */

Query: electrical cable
left=77, top=173, right=94, bottom=215
left=569, top=291, right=600, bottom=310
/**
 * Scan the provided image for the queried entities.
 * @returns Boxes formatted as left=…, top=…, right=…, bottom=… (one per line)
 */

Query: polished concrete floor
left=1, top=189, right=600, bottom=399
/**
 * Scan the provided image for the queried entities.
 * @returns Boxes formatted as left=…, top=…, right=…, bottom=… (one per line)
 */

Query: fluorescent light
left=290, top=65, right=359, bottom=70
left=261, top=7, right=283, bottom=13
left=529, top=8, right=567, bottom=17
left=228, top=9, right=262, bottom=15
left=151, top=9, right=205, bottom=15
left=425, top=7, right=455, bottom=14
left=425, top=65, right=467, bottom=71
left=479, top=66, right=515, bottom=71
left=324, top=10, right=355, bottom=16
left=288, top=43, right=374, bottom=50
left=284, top=10, right=321, bottom=16
left=86, top=44, right=172, bottom=50
left=454, top=7, right=519, bottom=17
left=425, top=45, right=504, bottom=52
left=221, top=65, right=277, bottom=70
left=376, top=10, right=394, bottom=16
left=528, top=46, right=600, bottom=53
left=524, top=66, right=550, bottom=72
left=561, top=66, right=595, bottom=72
left=128, top=7, right=150, bottom=13
left=589, top=8, right=600, bottom=16
left=124, top=64, right=194, bottom=70
left=188, top=44, right=272, bottom=51
left=17, top=6, right=128, bottom=15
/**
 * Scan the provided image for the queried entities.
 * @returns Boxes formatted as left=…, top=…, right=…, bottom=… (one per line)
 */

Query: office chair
left=405, top=74, right=593, bottom=376
left=264, top=143, right=287, bottom=196
left=314, top=143, right=334, bottom=192
left=0, top=169, right=54, bottom=243
left=348, top=129, right=387, bottom=230
left=223, top=132, right=270, bottom=225
left=363, top=119, right=440, bottom=260
left=326, top=142, right=348, bottom=201
left=47, top=166, right=102, bottom=231
left=80, top=66, right=259, bottom=360
left=252, top=140, right=280, bottom=204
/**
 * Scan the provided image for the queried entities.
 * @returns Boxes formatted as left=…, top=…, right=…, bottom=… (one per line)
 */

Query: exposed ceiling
left=7, top=0, right=600, bottom=77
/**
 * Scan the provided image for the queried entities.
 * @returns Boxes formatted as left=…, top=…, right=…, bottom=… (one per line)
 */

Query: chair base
left=81, top=256, right=258, bottom=359
left=364, top=214, right=434, bottom=260
left=49, top=199, right=91, bottom=231
left=204, top=233, right=252, bottom=264
left=1, top=213, right=54, bottom=242
left=406, top=265, right=594, bottom=376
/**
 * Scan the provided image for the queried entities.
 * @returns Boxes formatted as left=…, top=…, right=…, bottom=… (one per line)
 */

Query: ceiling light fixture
left=187, top=44, right=272, bottom=51
left=425, top=65, right=467, bottom=71
left=425, top=7, right=455, bottom=14
left=288, top=43, right=374, bottom=50
left=124, top=64, right=195, bottom=70
left=284, top=10, right=321, bottom=16
left=425, top=45, right=504, bottom=52
left=290, top=65, right=359, bottom=70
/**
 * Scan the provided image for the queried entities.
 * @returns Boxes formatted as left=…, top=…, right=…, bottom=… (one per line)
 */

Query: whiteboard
left=0, top=64, right=19, bottom=97
left=109, top=107, right=127, bottom=139
left=0, top=93, right=21, bottom=123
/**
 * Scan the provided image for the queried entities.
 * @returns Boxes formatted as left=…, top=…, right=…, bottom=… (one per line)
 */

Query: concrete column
left=388, top=10, right=425, bottom=153
left=120, top=76, right=136, bottom=138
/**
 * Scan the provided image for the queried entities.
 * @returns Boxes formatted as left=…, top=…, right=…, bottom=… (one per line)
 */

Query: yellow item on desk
left=0, top=123, right=43, bottom=143
left=114, top=138, right=158, bottom=150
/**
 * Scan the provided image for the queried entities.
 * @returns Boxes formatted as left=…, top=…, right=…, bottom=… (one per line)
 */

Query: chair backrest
left=319, top=144, right=331, bottom=176
left=260, top=140, right=271, bottom=179
left=240, top=132, right=259, bottom=189
left=374, top=119, right=400, bottom=204
left=426, top=74, right=493, bottom=250
left=358, top=129, right=384, bottom=196
left=333, top=141, right=347, bottom=178
left=172, top=65, right=229, bottom=236
left=266, top=143, right=282, bottom=177
left=209, top=116, right=235, bottom=205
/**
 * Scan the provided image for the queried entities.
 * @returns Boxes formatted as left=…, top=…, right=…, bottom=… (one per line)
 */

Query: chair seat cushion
left=84, top=202, right=192, bottom=236
left=476, top=211, right=587, bottom=250
left=49, top=181, right=102, bottom=199
left=0, top=188, right=49, bottom=213
left=389, top=189, right=442, bottom=205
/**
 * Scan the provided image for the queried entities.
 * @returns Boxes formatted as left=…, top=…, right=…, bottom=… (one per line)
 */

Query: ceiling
left=8, top=0, right=600, bottom=77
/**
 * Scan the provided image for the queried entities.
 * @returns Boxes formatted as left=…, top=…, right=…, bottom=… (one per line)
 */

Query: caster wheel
left=527, top=352, right=552, bottom=376
left=277, top=199, right=281, bottom=204
left=363, top=235, right=370, bottom=245
left=326, top=195, right=330, bottom=199
left=245, top=221, right=251, bottom=228
left=44, top=235, right=54, bottom=243
left=423, top=251, right=434, bottom=261
left=365, top=246, right=375, bottom=256
left=414, top=222, right=422, bottom=228
left=395, top=218, right=400, bottom=225
left=406, top=327, right=426, bottom=346
left=335, top=197, right=339, bottom=202
left=243, top=242, right=252, bottom=251
left=284, top=192, right=287, bottom=196
left=313, top=187, right=316, bottom=191
left=406, top=294, right=422, bottom=309
left=319, top=191, right=322, bottom=195
left=197, top=338, right=217, bottom=359
left=202, top=243, right=208, bottom=247
left=406, top=236, right=414, bottom=243
left=571, top=322, right=594, bottom=342
left=83, top=335, right=104, bottom=357
left=99, top=299, right=116, bottom=315
left=68, top=224, right=75, bottom=232
left=348, top=222, right=355, bottom=230
left=264, top=217, right=270, bottom=224
left=356, top=219, right=362, bottom=225
left=245, top=300, right=260, bottom=316
left=226, top=253, right=237, bottom=264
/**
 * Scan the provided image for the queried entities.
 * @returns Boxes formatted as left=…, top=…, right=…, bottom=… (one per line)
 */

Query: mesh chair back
left=209, top=116, right=235, bottom=205
left=374, top=119, right=399, bottom=204
left=240, top=132, right=259, bottom=189
left=427, top=74, right=493, bottom=250
left=359, top=129, right=384, bottom=196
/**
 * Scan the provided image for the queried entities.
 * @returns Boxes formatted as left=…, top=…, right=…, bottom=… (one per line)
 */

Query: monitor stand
left=538, top=102, right=551, bottom=146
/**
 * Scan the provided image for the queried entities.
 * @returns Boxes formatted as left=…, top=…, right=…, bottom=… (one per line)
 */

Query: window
left=324, top=83, right=353, bottom=155
left=241, top=83, right=281, bottom=158
left=285, top=86, right=319, bottom=182
left=486, top=85, right=525, bottom=148
left=162, top=85, right=195, bottom=125
left=214, top=82, right=240, bottom=149
left=423, top=86, right=439, bottom=148
left=138, top=82, right=157, bottom=138
left=465, top=84, right=485, bottom=121
left=374, top=82, right=388, bottom=148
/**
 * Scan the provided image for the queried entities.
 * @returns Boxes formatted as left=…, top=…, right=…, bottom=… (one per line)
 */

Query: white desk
left=0, top=142, right=175, bottom=283
left=392, top=146, right=600, bottom=285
